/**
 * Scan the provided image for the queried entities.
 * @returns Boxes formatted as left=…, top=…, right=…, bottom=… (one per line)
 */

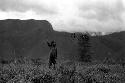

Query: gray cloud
left=0, top=0, right=57, bottom=14
left=79, top=0, right=123, bottom=22
left=70, top=0, right=124, bottom=33
left=0, top=0, right=124, bottom=34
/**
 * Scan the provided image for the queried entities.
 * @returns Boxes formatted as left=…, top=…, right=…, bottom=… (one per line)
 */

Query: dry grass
left=0, top=58, right=125, bottom=83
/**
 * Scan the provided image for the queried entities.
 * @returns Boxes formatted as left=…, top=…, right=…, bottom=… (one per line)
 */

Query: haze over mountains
left=0, top=19, right=125, bottom=61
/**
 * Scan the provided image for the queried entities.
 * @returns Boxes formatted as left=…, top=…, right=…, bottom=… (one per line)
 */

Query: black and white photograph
left=0, top=0, right=125, bottom=83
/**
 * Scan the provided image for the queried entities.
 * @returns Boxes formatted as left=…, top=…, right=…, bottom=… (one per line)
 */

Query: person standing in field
left=47, top=40, right=57, bottom=69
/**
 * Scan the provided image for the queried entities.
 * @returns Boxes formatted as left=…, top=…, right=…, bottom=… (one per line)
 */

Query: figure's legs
left=49, top=59, right=57, bottom=69
left=49, top=60, right=52, bottom=69
left=53, top=60, right=57, bottom=69
left=53, top=63, right=56, bottom=69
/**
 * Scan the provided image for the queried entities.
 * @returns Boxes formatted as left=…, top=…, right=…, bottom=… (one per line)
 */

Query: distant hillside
left=0, top=19, right=78, bottom=61
left=0, top=19, right=125, bottom=62
left=91, top=32, right=125, bottom=60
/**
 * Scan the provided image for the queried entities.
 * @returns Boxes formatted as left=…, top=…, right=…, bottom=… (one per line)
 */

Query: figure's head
left=51, top=40, right=56, bottom=47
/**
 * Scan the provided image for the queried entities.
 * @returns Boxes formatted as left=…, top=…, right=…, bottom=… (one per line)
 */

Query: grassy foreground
left=0, top=58, right=125, bottom=83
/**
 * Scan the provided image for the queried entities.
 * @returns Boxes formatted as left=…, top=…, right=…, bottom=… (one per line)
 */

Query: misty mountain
left=0, top=19, right=125, bottom=62
left=0, top=19, right=78, bottom=61
left=91, top=32, right=125, bottom=60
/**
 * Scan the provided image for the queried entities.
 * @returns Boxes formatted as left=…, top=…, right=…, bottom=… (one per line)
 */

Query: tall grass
left=0, top=57, right=125, bottom=83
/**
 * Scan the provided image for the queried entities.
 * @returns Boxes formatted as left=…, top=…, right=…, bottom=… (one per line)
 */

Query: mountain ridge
left=0, top=19, right=125, bottom=62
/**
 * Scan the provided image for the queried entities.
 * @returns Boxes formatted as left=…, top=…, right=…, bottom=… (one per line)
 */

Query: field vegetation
left=0, top=57, right=125, bottom=83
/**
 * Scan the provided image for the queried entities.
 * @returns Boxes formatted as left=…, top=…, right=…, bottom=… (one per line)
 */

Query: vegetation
left=78, top=33, right=92, bottom=62
left=0, top=57, right=125, bottom=83
left=71, top=33, right=92, bottom=62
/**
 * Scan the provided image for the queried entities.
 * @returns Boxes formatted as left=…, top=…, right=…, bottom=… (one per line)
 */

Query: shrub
left=103, top=57, right=116, bottom=65
left=77, top=33, right=92, bottom=62
left=31, top=73, right=56, bottom=83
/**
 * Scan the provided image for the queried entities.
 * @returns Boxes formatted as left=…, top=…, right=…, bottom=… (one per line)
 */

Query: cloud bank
left=0, top=0, right=125, bottom=34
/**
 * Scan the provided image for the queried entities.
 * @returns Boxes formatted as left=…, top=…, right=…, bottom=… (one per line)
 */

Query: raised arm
left=46, top=41, right=51, bottom=47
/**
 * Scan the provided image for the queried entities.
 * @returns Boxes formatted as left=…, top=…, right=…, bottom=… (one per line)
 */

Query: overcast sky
left=0, top=0, right=125, bottom=34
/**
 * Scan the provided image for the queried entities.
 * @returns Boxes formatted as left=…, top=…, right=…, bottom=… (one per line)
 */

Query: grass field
left=0, top=57, right=125, bottom=83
